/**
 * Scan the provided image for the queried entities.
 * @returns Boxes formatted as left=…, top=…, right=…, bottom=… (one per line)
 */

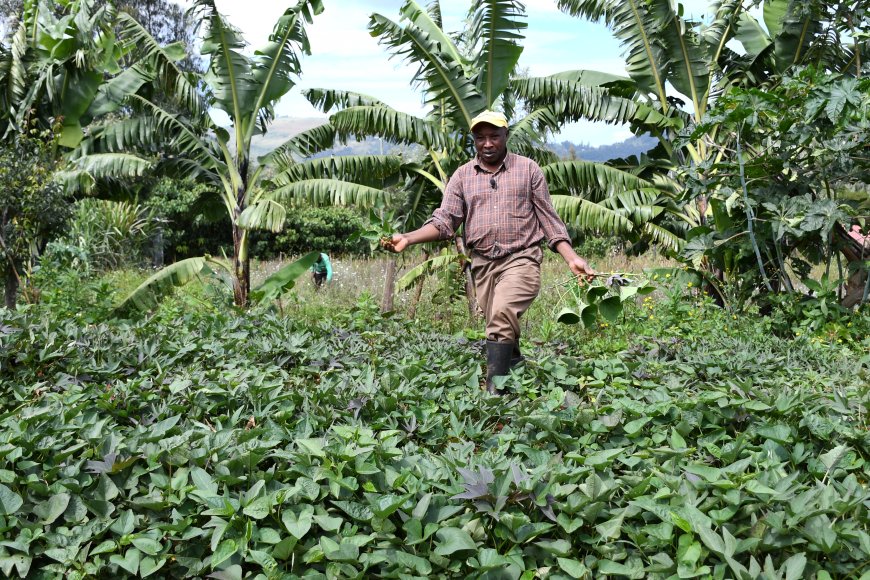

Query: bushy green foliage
left=571, top=234, right=622, bottom=259
left=26, top=260, right=143, bottom=323
left=0, top=128, right=68, bottom=308
left=251, top=206, right=369, bottom=259
left=144, top=179, right=230, bottom=261
left=0, top=287, right=867, bottom=578
left=765, top=285, right=870, bottom=344
left=145, top=180, right=369, bottom=261
left=31, top=268, right=117, bottom=322
left=681, top=67, right=870, bottom=306
left=27, top=256, right=232, bottom=325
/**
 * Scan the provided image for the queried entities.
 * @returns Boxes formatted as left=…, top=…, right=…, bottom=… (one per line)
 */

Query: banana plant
left=77, top=0, right=419, bottom=310
left=520, top=0, right=750, bottom=251
left=308, top=1, right=691, bottom=280
left=547, top=0, right=867, bottom=261
left=0, top=0, right=118, bottom=146
left=0, top=0, right=164, bottom=188
left=306, top=0, right=529, bottom=190
left=0, top=0, right=195, bottom=309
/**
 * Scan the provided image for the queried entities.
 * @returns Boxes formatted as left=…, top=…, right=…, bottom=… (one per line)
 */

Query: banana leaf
left=250, top=251, right=320, bottom=304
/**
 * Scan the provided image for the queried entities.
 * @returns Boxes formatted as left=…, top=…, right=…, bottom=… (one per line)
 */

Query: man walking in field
left=383, top=110, right=594, bottom=392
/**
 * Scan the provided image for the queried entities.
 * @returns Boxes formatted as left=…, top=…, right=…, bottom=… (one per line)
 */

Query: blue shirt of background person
left=311, top=253, right=333, bottom=288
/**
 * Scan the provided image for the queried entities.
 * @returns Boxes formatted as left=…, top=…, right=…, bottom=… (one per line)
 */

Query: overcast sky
left=205, top=0, right=715, bottom=146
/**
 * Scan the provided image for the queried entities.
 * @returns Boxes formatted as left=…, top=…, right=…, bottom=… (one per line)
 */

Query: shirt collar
left=474, top=151, right=511, bottom=174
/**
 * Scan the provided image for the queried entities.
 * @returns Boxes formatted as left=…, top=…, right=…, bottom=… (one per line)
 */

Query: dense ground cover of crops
left=1, top=270, right=869, bottom=579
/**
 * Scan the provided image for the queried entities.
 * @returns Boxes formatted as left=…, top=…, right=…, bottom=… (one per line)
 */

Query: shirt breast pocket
left=506, top=186, right=531, bottom=216
left=464, top=185, right=488, bottom=208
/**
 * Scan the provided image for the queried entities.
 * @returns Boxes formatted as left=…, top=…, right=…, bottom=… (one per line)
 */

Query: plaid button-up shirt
left=426, top=152, right=571, bottom=259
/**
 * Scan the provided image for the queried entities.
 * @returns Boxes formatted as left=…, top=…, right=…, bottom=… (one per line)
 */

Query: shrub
left=572, top=233, right=622, bottom=258
left=26, top=259, right=132, bottom=322
left=144, top=178, right=230, bottom=261
left=145, top=179, right=369, bottom=261
left=251, top=206, right=369, bottom=258
left=0, top=128, right=69, bottom=308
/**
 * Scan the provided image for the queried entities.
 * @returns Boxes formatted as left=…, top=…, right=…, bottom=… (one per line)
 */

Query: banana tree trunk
left=407, top=249, right=430, bottom=319
left=232, top=223, right=250, bottom=308
left=454, top=237, right=479, bottom=320
left=381, top=256, right=396, bottom=313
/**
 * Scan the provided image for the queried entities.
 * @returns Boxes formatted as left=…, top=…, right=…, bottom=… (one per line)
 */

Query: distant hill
left=547, top=135, right=659, bottom=162
left=251, top=116, right=658, bottom=162
left=250, top=117, right=329, bottom=160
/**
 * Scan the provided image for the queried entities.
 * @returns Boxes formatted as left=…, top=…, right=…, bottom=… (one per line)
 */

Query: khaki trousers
left=470, top=246, right=542, bottom=343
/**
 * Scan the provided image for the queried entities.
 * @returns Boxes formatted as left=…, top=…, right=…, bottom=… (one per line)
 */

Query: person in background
left=848, top=224, right=868, bottom=246
left=311, top=253, right=332, bottom=289
left=382, top=110, right=594, bottom=393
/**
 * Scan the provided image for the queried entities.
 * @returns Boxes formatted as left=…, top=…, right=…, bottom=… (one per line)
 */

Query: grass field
left=252, top=248, right=680, bottom=339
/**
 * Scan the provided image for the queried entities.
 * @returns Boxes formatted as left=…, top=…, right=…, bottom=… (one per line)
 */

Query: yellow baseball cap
left=470, top=110, right=508, bottom=131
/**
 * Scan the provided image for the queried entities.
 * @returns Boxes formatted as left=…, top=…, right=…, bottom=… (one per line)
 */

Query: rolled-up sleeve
left=424, top=173, right=466, bottom=240
left=530, top=164, right=571, bottom=251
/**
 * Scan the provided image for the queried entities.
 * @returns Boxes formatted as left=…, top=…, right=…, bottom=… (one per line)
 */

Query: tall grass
left=66, top=199, right=154, bottom=270
left=253, top=248, right=678, bottom=340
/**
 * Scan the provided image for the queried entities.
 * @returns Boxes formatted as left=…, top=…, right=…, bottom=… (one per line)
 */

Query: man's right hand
left=381, top=234, right=409, bottom=253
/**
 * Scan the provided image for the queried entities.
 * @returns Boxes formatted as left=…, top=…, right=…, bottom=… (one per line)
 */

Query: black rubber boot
left=510, top=339, right=524, bottom=369
left=486, top=340, right=515, bottom=393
